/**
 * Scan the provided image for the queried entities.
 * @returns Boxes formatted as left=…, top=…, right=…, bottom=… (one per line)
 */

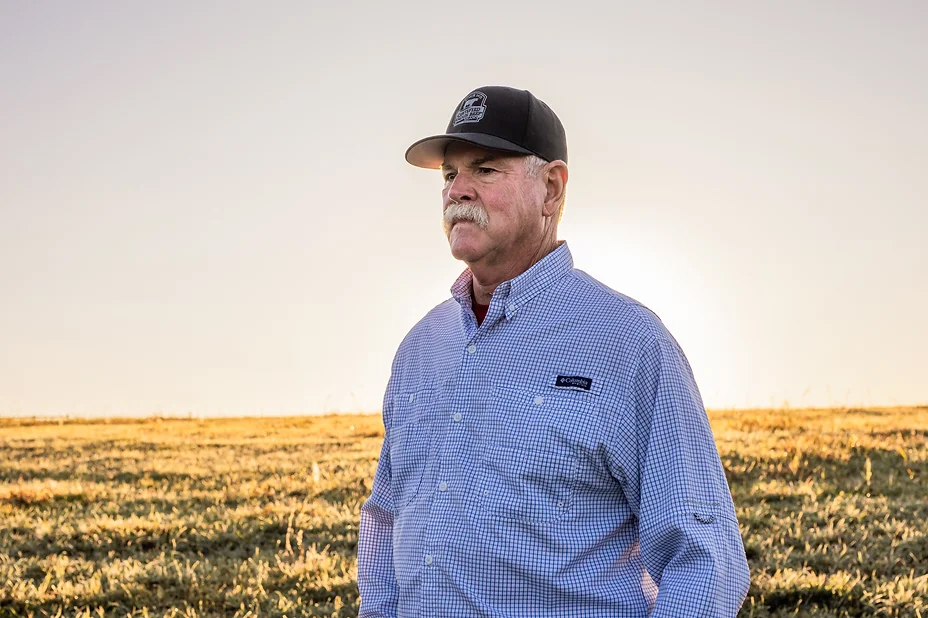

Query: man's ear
left=542, top=161, right=568, bottom=218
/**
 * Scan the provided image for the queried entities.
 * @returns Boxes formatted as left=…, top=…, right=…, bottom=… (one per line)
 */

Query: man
left=358, top=86, right=750, bottom=617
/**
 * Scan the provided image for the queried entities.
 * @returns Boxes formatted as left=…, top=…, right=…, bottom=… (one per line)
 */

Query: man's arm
left=358, top=392, right=398, bottom=617
left=608, top=327, right=750, bottom=617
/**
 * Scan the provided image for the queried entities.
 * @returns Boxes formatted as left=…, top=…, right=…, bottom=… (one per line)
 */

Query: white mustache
left=443, top=201, right=489, bottom=235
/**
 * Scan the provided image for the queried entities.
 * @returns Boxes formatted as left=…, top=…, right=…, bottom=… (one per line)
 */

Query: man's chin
left=448, top=231, right=487, bottom=263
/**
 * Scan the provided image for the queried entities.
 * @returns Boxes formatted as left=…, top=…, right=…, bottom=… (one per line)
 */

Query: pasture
left=1, top=407, right=926, bottom=617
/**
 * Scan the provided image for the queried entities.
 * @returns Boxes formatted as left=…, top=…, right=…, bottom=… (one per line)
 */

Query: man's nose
left=447, top=173, right=476, bottom=202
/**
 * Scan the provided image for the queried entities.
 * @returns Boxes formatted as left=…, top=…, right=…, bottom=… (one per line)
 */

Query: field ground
left=1, top=407, right=926, bottom=617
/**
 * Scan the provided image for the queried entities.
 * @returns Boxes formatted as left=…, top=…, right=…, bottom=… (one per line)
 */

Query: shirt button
left=452, top=413, right=462, bottom=423
left=408, top=393, right=415, bottom=403
left=507, top=303, right=516, bottom=313
left=533, top=395, right=545, bottom=406
left=424, top=555, right=433, bottom=566
left=467, top=344, right=477, bottom=354
left=438, top=481, right=448, bottom=492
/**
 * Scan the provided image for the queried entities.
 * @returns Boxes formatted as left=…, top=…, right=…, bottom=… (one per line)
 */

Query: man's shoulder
left=411, top=297, right=460, bottom=331
left=394, top=298, right=462, bottom=355
left=561, top=268, right=667, bottom=341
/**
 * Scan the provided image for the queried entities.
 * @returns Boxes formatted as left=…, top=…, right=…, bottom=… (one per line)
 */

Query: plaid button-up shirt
left=358, top=242, right=749, bottom=617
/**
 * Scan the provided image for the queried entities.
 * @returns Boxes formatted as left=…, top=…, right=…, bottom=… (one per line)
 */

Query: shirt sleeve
left=606, top=327, right=750, bottom=617
left=357, top=384, right=399, bottom=617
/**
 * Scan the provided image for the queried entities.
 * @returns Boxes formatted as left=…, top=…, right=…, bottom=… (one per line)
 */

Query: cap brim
left=405, top=133, right=535, bottom=169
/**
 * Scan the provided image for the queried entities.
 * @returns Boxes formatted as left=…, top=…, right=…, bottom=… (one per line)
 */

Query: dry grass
left=1, top=407, right=926, bottom=617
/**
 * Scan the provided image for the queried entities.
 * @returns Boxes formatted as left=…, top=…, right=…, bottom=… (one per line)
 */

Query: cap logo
left=453, top=91, right=487, bottom=126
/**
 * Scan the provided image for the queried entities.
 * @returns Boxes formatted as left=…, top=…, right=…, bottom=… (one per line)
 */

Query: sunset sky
left=2, top=2, right=926, bottom=416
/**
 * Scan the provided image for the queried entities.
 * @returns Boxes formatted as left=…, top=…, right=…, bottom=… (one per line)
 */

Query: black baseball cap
left=405, top=86, right=567, bottom=169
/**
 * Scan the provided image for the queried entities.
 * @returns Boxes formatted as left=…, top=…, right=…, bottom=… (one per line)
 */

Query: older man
left=358, top=86, right=750, bottom=617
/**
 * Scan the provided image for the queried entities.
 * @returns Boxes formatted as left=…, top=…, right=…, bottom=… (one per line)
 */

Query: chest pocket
left=389, top=388, right=437, bottom=511
left=472, top=385, right=599, bottom=523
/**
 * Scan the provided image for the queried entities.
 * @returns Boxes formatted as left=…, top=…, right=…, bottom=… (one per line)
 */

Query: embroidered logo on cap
left=453, top=91, right=487, bottom=125
left=554, top=375, right=592, bottom=391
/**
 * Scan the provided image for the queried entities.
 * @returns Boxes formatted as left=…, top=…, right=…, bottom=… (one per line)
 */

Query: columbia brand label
left=555, top=375, right=592, bottom=391
left=453, top=91, right=487, bottom=125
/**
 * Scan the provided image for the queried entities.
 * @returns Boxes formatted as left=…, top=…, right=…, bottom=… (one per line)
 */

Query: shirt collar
left=450, top=241, right=574, bottom=320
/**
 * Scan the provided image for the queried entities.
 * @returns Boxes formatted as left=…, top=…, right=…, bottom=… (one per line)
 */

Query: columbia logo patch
left=453, top=91, right=487, bottom=125
left=555, top=375, right=592, bottom=391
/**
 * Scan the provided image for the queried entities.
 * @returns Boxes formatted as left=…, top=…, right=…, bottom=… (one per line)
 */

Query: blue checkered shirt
left=358, top=242, right=749, bottom=617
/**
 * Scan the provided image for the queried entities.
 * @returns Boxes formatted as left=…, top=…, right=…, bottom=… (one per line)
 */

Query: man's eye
left=477, top=167, right=496, bottom=174
left=444, top=172, right=456, bottom=182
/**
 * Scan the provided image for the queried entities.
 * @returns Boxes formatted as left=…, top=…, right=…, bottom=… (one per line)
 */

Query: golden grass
left=1, top=407, right=926, bottom=617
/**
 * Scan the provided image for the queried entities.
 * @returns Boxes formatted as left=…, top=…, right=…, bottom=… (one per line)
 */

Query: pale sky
left=1, top=1, right=926, bottom=417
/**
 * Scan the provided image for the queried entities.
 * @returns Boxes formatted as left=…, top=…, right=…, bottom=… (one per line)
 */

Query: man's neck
left=469, top=239, right=560, bottom=305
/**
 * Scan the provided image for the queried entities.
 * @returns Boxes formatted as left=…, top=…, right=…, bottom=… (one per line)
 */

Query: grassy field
left=1, top=407, right=926, bottom=617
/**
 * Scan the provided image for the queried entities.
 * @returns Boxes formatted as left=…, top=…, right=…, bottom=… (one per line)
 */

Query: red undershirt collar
left=470, top=288, right=489, bottom=326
